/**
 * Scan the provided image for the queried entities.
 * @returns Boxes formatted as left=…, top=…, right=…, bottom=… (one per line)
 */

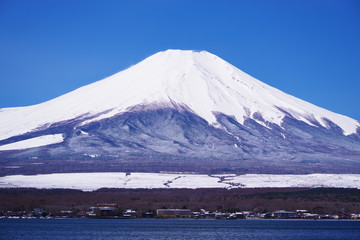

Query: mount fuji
left=0, top=50, right=359, bottom=176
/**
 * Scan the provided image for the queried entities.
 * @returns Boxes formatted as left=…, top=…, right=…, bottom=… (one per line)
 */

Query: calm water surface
left=0, top=218, right=359, bottom=240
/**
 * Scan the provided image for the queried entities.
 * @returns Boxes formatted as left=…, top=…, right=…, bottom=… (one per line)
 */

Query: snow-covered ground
left=0, top=172, right=359, bottom=191
left=0, top=134, right=64, bottom=151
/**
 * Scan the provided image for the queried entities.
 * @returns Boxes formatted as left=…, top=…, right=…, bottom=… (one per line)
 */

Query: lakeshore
left=1, top=187, right=360, bottom=220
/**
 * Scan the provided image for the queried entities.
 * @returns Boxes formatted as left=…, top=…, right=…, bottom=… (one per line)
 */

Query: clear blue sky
left=0, top=0, right=359, bottom=120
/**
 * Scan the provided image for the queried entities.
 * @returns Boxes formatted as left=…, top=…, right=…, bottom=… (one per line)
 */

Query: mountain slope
left=0, top=50, right=359, bottom=175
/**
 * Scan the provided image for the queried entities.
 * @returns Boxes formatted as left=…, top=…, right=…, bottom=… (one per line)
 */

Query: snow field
left=0, top=172, right=359, bottom=191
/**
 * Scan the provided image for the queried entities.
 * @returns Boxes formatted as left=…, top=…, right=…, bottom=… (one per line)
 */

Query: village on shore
left=2, top=203, right=360, bottom=220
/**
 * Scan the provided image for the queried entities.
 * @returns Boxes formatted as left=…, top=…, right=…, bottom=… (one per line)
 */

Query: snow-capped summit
left=0, top=49, right=358, bottom=142
left=0, top=50, right=359, bottom=175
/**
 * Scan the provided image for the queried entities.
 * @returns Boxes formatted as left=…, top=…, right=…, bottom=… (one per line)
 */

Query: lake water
left=0, top=218, right=359, bottom=240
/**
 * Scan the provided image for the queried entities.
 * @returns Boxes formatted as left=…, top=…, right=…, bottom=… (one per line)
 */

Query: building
left=60, top=210, right=74, bottom=218
left=86, top=203, right=118, bottom=218
left=272, top=210, right=297, bottom=219
left=123, top=209, right=137, bottom=218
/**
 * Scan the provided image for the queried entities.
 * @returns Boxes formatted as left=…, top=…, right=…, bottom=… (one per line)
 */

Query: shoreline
left=1, top=216, right=359, bottom=221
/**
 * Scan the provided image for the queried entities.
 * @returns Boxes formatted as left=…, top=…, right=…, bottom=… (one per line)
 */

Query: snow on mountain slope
left=0, top=134, right=64, bottom=151
left=0, top=49, right=359, bottom=142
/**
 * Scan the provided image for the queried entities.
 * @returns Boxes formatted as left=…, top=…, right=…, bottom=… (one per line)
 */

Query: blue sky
left=0, top=0, right=359, bottom=120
